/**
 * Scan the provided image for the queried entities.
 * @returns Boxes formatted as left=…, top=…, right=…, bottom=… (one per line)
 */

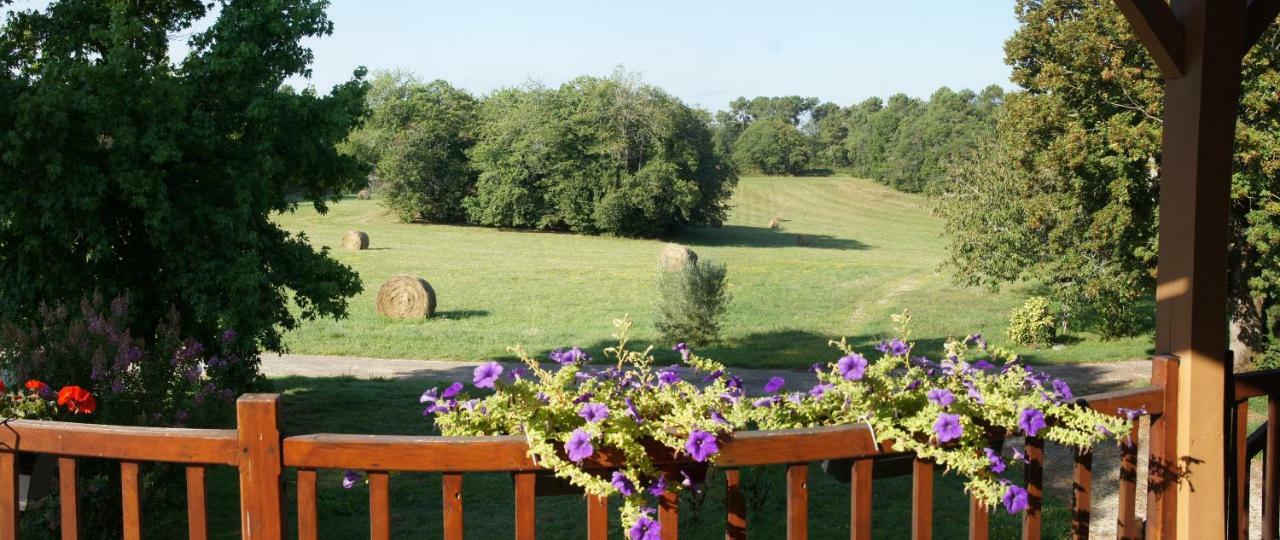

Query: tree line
left=343, top=69, right=737, bottom=238
left=712, top=86, right=1004, bottom=193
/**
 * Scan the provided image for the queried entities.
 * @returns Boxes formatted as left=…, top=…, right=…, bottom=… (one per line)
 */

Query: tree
left=845, top=94, right=923, bottom=181
left=732, top=117, right=812, bottom=175
left=343, top=71, right=478, bottom=222
left=936, top=0, right=1280, bottom=360
left=0, top=0, right=368, bottom=375
left=466, top=69, right=737, bottom=237
left=882, top=86, right=1001, bottom=192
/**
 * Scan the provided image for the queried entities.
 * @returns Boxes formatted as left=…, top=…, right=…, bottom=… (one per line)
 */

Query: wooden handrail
left=0, top=420, right=238, bottom=465
left=1233, top=367, right=1280, bottom=400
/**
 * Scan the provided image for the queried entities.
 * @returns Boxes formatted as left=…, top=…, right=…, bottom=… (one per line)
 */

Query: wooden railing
left=0, top=357, right=1179, bottom=540
left=1229, top=366, right=1280, bottom=540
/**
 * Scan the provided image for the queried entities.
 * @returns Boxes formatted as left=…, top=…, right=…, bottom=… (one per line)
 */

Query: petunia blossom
left=442, top=382, right=464, bottom=399
left=629, top=512, right=661, bottom=540
left=984, top=448, right=1006, bottom=473
left=579, top=403, right=610, bottom=423
left=838, top=353, right=868, bottom=381
left=685, top=430, right=719, bottom=462
left=473, top=362, right=503, bottom=389
left=763, top=376, right=785, bottom=393
left=1052, top=379, right=1073, bottom=400
left=926, top=388, right=955, bottom=408
left=611, top=471, right=636, bottom=496
left=1018, top=408, right=1047, bottom=437
left=1002, top=484, right=1029, bottom=513
left=341, top=470, right=362, bottom=489
left=565, top=429, right=594, bottom=463
left=933, top=413, right=963, bottom=443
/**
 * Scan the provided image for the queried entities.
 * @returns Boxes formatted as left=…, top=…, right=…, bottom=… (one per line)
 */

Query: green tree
left=343, top=71, right=478, bottom=222
left=883, top=86, right=1001, bottom=192
left=732, top=117, right=812, bottom=175
left=466, top=69, right=737, bottom=237
left=936, top=0, right=1280, bottom=359
left=845, top=94, right=923, bottom=182
left=0, top=0, right=368, bottom=370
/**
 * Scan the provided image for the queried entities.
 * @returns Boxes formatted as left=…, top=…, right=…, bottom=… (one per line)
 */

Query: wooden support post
left=1147, top=355, right=1180, bottom=538
left=237, top=394, right=284, bottom=540
left=1147, top=0, right=1245, bottom=537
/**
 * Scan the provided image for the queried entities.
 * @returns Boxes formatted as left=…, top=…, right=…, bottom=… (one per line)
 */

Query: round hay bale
left=767, top=217, right=782, bottom=229
left=341, top=230, right=369, bottom=250
left=357, top=189, right=372, bottom=200
left=376, top=274, right=437, bottom=319
left=658, top=243, right=698, bottom=272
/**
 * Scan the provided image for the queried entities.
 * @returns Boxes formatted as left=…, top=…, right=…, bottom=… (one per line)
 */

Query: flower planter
left=18, top=453, right=55, bottom=511
left=821, top=453, right=915, bottom=483
left=512, top=470, right=585, bottom=497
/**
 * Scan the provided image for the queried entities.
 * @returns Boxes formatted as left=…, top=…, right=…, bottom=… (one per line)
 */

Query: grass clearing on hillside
left=276, top=176, right=1152, bottom=368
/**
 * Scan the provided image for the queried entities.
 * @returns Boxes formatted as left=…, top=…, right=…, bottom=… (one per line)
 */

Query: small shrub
left=1007, top=296, right=1057, bottom=348
left=1255, top=339, right=1280, bottom=371
left=655, top=259, right=731, bottom=346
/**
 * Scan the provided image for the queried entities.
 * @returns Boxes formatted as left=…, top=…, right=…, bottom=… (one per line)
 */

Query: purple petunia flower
left=442, top=382, right=464, bottom=399
left=673, top=342, right=690, bottom=360
left=888, top=339, right=910, bottom=356
left=984, top=448, right=1006, bottom=473
left=647, top=476, right=666, bottom=496
left=573, top=392, right=595, bottom=404
left=752, top=396, right=779, bottom=408
left=685, top=430, right=719, bottom=462
left=702, top=369, right=724, bottom=383
left=473, top=362, right=503, bottom=389
left=933, top=413, right=963, bottom=443
left=629, top=512, right=661, bottom=540
left=809, top=383, right=834, bottom=398
left=1011, top=446, right=1028, bottom=463
left=1117, top=406, right=1147, bottom=421
left=972, top=359, right=995, bottom=370
left=657, top=368, right=680, bottom=386
left=905, top=379, right=922, bottom=391
left=625, top=397, right=643, bottom=423
left=342, top=470, right=362, bottom=489
left=926, top=388, right=955, bottom=408
left=809, top=362, right=824, bottom=374
left=579, top=403, right=610, bottom=423
left=611, top=471, right=636, bottom=496
left=710, top=410, right=729, bottom=424
left=1096, top=424, right=1113, bottom=437
left=763, top=376, right=786, bottom=393
left=1002, top=484, right=1029, bottom=513
left=838, top=353, right=869, bottom=381
left=550, top=347, right=591, bottom=365
left=1052, top=379, right=1073, bottom=400
left=420, top=387, right=440, bottom=404
left=565, top=429, right=594, bottom=462
left=1019, top=408, right=1047, bottom=437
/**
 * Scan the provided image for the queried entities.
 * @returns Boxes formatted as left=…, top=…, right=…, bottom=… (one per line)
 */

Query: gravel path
left=263, top=353, right=1157, bottom=536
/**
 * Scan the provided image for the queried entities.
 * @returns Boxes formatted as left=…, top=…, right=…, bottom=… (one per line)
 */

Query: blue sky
left=298, top=0, right=1020, bottom=111
left=3, top=0, right=1021, bottom=111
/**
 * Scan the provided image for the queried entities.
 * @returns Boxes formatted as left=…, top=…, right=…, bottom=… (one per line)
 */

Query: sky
left=4, top=0, right=1021, bottom=112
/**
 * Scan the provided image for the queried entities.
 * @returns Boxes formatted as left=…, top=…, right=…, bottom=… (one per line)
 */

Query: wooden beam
left=1147, top=0, right=1245, bottom=537
left=1245, top=0, right=1280, bottom=53
left=1116, top=0, right=1186, bottom=78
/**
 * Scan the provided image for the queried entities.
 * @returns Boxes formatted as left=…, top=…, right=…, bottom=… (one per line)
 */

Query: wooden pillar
left=237, top=394, right=285, bottom=540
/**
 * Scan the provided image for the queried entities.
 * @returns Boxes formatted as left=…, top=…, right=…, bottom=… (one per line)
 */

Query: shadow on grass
left=433, top=309, right=490, bottom=320
left=672, top=224, right=870, bottom=251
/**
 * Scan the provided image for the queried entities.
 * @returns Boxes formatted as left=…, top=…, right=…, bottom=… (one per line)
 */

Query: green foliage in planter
left=654, top=259, right=731, bottom=347
left=1007, top=296, right=1057, bottom=348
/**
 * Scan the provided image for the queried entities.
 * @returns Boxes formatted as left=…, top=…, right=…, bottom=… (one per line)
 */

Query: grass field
left=275, top=176, right=1153, bottom=368
left=192, top=376, right=1070, bottom=539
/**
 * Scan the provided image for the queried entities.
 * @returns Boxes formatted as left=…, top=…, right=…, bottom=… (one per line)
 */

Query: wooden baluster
left=369, top=471, right=390, bottom=540
left=1023, top=437, right=1044, bottom=540
left=724, top=469, right=746, bottom=540
left=1071, top=450, right=1092, bottom=540
left=514, top=472, right=536, bottom=540
left=851, top=459, right=873, bottom=540
left=660, top=482, right=679, bottom=540
left=442, top=473, right=464, bottom=540
left=1145, top=355, right=1178, bottom=538
left=237, top=394, right=284, bottom=540
left=1118, top=420, right=1140, bottom=540
left=786, top=463, right=808, bottom=540
left=586, top=493, right=607, bottom=540
left=185, top=466, right=208, bottom=540
left=969, top=494, right=989, bottom=540
left=912, top=458, right=934, bottom=540
left=121, top=461, right=142, bottom=540
left=59, top=457, right=79, bottom=540
left=0, top=450, right=18, bottom=540
left=1268, top=396, right=1280, bottom=540
left=296, top=469, right=318, bottom=540
left=1235, top=401, right=1250, bottom=540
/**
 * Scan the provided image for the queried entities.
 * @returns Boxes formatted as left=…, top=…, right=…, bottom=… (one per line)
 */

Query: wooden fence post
left=237, top=394, right=284, bottom=540
left=1147, top=355, right=1180, bottom=539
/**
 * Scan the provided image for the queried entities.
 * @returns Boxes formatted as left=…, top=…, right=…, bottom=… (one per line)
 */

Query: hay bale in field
left=376, top=274, right=437, bottom=319
left=658, top=243, right=698, bottom=272
left=357, top=189, right=372, bottom=200
left=341, top=230, right=370, bottom=250
left=767, top=216, right=782, bottom=229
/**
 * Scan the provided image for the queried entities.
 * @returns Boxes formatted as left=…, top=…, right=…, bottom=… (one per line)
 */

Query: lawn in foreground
left=276, top=176, right=1152, bottom=367
left=199, top=376, right=1068, bottom=539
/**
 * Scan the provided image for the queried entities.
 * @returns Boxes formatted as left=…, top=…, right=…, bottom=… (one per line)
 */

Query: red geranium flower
left=25, top=380, right=49, bottom=393
left=56, top=386, right=96, bottom=414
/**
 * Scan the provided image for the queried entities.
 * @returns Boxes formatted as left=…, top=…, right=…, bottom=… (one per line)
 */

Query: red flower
left=56, top=386, right=96, bottom=414
left=24, top=380, right=49, bottom=393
